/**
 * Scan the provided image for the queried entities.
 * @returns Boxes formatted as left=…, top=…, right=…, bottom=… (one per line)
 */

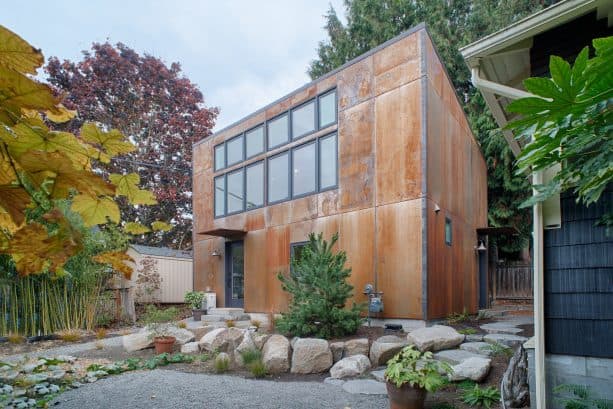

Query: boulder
left=407, top=325, right=464, bottom=352
left=460, top=342, right=494, bottom=357
left=330, top=354, right=371, bottom=379
left=483, top=333, right=528, bottom=348
left=291, top=338, right=333, bottom=374
left=188, top=325, right=217, bottom=340
left=167, top=327, right=196, bottom=345
left=122, top=332, right=152, bottom=352
left=329, top=342, right=344, bottom=363
left=262, top=335, right=290, bottom=374
left=225, top=327, right=246, bottom=348
left=253, top=333, right=270, bottom=350
left=449, top=357, right=491, bottom=382
left=433, top=349, right=484, bottom=365
left=198, top=328, right=227, bottom=351
left=369, top=335, right=408, bottom=367
left=344, top=338, right=369, bottom=357
left=290, top=337, right=300, bottom=349
left=180, top=342, right=199, bottom=354
left=235, top=332, right=257, bottom=366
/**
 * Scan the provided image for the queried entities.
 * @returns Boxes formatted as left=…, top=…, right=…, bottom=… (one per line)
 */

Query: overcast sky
left=4, top=0, right=345, bottom=130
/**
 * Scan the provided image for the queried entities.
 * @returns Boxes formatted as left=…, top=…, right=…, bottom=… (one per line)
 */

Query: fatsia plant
left=0, top=25, right=171, bottom=278
left=506, top=36, right=613, bottom=219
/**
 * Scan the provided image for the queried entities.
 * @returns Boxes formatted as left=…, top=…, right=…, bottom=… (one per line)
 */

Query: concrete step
left=205, top=308, right=250, bottom=321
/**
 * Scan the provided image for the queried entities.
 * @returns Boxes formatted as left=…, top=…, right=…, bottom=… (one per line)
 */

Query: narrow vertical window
left=246, top=161, right=264, bottom=209
left=445, top=217, right=452, bottom=246
left=226, top=135, right=244, bottom=166
left=245, top=126, right=264, bottom=158
left=226, top=169, right=244, bottom=214
left=267, top=113, right=289, bottom=149
left=292, top=142, right=316, bottom=197
left=318, top=90, right=336, bottom=128
left=291, top=100, right=315, bottom=139
left=214, top=175, right=225, bottom=217
left=319, top=133, right=337, bottom=190
left=214, top=144, right=225, bottom=171
left=267, top=152, right=289, bottom=203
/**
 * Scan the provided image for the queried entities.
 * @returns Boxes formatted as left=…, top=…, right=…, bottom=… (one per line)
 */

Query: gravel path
left=51, top=369, right=388, bottom=409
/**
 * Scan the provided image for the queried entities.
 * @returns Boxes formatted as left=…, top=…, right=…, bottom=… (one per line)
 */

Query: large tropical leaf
left=151, top=221, right=172, bottom=232
left=0, top=66, right=59, bottom=116
left=124, top=222, right=151, bottom=235
left=0, top=185, right=30, bottom=226
left=0, top=25, right=43, bottom=74
left=93, top=251, right=134, bottom=279
left=80, top=123, right=135, bottom=161
left=70, top=194, right=120, bottom=226
left=109, top=173, right=157, bottom=205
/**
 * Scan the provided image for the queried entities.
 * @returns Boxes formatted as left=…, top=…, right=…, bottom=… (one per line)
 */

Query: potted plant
left=143, top=305, right=178, bottom=354
left=384, top=345, right=451, bottom=409
left=184, top=291, right=205, bottom=321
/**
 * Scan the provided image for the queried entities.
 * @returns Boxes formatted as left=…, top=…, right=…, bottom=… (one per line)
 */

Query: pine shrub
left=276, top=233, right=363, bottom=339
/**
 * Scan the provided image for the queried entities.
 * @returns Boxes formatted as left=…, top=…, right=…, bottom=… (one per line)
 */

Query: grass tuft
left=240, top=348, right=262, bottom=366
left=248, top=359, right=267, bottom=378
left=58, top=330, right=81, bottom=342
left=95, top=327, right=107, bottom=339
left=250, top=319, right=261, bottom=329
left=177, top=321, right=187, bottom=329
left=225, top=319, right=235, bottom=328
left=458, top=328, right=477, bottom=335
left=7, top=333, right=25, bottom=344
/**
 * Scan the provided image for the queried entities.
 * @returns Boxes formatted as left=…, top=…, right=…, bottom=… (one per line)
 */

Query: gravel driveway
left=51, top=369, right=388, bottom=409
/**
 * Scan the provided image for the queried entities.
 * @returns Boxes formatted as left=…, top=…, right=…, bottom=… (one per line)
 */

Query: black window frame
left=245, top=160, right=265, bottom=211
left=214, top=143, right=225, bottom=171
left=225, top=167, right=245, bottom=216
left=318, top=88, right=337, bottom=129
left=266, top=112, right=290, bottom=151
left=245, top=124, right=265, bottom=159
left=445, top=217, right=452, bottom=246
left=290, top=241, right=309, bottom=276
left=290, top=98, right=317, bottom=140
left=291, top=139, right=318, bottom=199
left=225, top=134, right=245, bottom=167
left=266, top=150, right=291, bottom=205
left=318, top=132, right=338, bottom=192
left=214, top=174, right=226, bottom=218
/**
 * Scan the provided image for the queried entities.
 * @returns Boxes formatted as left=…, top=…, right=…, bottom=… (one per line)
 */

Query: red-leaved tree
left=46, top=42, right=218, bottom=249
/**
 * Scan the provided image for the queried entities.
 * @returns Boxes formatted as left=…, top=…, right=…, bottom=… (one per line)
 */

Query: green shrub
left=248, top=360, right=267, bottom=378
left=214, top=354, right=230, bottom=373
left=446, top=308, right=471, bottom=324
left=184, top=291, right=205, bottom=310
left=385, top=345, right=451, bottom=392
left=461, top=385, right=500, bottom=408
left=276, top=233, right=363, bottom=339
left=458, top=328, right=477, bottom=335
left=483, top=342, right=512, bottom=358
left=240, top=349, right=262, bottom=366
left=141, top=305, right=178, bottom=338
left=553, top=384, right=613, bottom=409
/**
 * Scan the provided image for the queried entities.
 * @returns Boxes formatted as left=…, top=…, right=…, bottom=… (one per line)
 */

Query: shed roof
left=129, top=244, right=192, bottom=260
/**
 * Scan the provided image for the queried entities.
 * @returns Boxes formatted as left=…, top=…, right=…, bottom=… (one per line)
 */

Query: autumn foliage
left=46, top=42, right=218, bottom=249
left=0, top=25, right=168, bottom=278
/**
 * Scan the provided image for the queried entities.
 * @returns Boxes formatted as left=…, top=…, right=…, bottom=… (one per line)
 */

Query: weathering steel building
left=192, top=24, right=488, bottom=321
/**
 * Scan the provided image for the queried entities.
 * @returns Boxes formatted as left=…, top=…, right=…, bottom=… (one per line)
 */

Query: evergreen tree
left=277, top=233, right=363, bottom=339
left=308, top=0, right=555, bottom=253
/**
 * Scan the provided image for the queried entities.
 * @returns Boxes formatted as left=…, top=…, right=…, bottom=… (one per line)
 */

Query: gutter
left=470, top=66, right=547, bottom=409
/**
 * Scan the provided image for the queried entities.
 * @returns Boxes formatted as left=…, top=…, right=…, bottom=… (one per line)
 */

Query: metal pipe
left=470, top=68, right=536, bottom=100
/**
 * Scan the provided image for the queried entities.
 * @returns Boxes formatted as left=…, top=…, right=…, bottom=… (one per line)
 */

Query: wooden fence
left=493, top=263, right=533, bottom=300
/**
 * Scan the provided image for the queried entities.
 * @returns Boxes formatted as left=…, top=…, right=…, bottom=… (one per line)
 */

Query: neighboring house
left=127, top=245, right=193, bottom=304
left=192, top=24, right=488, bottom=321
left=461, top=0, right=612, bottom=406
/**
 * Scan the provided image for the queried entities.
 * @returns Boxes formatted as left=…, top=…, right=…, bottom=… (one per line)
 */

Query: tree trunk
left=501, top=345, right=530, bottom=408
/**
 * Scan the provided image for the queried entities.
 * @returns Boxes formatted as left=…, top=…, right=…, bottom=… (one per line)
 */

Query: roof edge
left=194, top=22, right=427, bottom=147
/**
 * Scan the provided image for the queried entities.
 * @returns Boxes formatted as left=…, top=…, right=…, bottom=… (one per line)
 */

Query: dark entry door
left=225, top=241, right=244, bottom=308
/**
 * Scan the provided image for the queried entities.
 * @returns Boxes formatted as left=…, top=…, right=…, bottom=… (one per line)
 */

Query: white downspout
left=470, top=66, right=547, bottom=409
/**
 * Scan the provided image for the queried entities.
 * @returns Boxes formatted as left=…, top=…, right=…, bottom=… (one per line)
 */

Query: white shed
left=127, top=245, right=193, bottom=304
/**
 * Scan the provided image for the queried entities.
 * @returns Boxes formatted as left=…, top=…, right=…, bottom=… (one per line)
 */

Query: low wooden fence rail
left=493, top=264, right=533, bottom=300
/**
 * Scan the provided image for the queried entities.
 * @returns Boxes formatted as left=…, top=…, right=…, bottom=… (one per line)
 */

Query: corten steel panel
left=193, top=141, right=211, bottom=176
left=373, top=33, right=420, bottom=76
left=192, top=171, right=207, bottom=234
left=375, top=80, right=423, bottom=205
left=318, top=189, right=340, bottom=217
left=266, top=225, right=290, bottom=312
left=193, top=238, right=226, bottom=304
left=338, top=100, right=375, bottom=212
left=375, top=58, right=422, bottom=97
left=339, top=208, right=376, bottom=309
left=376, top=200, right=423, bottom=319
left=244, top=229, right=268, bottom=312
left=289, top=215, right=339, bottom=245
left=290, top=84, right=317, bottom=107
left=338, top=56, right=374, bottom=112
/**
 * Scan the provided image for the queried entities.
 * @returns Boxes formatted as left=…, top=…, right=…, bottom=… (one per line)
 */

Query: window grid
left=214, top=132, right=337, bottom=218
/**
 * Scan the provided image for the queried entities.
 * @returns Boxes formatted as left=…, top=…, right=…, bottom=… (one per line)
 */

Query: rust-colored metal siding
left=192, top=27, right=486, bottom=319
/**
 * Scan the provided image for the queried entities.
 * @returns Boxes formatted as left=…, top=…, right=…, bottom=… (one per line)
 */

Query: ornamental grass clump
left=276, top=233, right=363, bottom=339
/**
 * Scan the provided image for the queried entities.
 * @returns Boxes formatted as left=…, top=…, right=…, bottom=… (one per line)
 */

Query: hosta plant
left=385, top=345, right=451, bottom=392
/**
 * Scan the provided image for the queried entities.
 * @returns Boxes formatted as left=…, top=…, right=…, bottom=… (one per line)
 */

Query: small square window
left=291, top=100, right=315, bottom=139
left=246, top=126, right=264, bottom=158
left=318, top=90, right=336, bottom=128
left=445, top=217, right=452, bottom=246
left=214, top=144, right=225, bottom=171
left=267, top=114, right=289, bottom=149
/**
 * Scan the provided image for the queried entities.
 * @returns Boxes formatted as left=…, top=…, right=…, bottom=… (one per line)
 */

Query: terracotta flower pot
left=153, top=336, right=176, bottom=354
left=192, top=309, right=203, bottom=321
left=386, top=382, right=427, bottom=409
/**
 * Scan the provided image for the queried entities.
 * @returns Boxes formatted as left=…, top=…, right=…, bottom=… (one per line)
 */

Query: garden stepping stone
left=449, top=357, right=491, bottom=382
left=406, top=325, right=464, bottom=352
left=433, top=349, right=483, bottom=365
left=484, top=333, right=528, bottom=348
left=370, top=368, right=386, bottom=382
left=465, top=333, right=484, bottom=342
left=460, top=342, right=494, bottom=356
left=369, top=335, right=408, bottom=366
left=329, top=354, right=371, bottom=379
left=291, top=338, right=333, bottom=374
left=323, top=377, right=346, bottom=387
left=480, top=322, right=523, bottom=335
left=342, top=379, right=387, bottom=395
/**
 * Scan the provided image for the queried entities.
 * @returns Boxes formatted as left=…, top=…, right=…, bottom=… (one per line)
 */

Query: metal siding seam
left=419, top=29, right=429, bottom=321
